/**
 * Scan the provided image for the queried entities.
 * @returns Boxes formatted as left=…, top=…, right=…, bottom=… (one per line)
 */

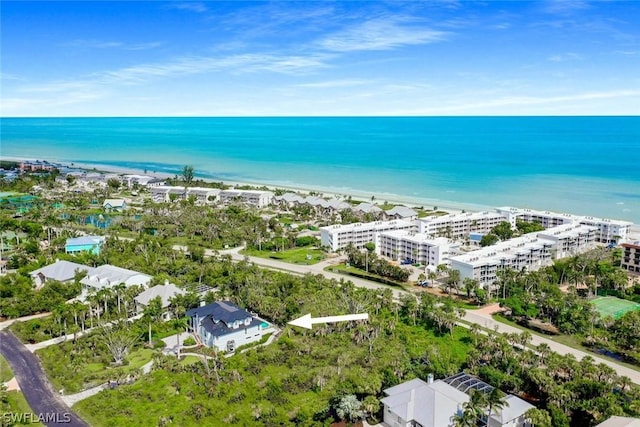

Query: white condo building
left=418, top=211, right=507, bottom=239
left=320, top=220, right=415, bottom=252
left=450, top=223, right=598, bottom=287
left=219, top=189, right=274, bottom=208
left=496, top=206, right=632, bottom=243
left=150, top=186, right=220, bottom=204
left=377, top=230, right=454, bottom=267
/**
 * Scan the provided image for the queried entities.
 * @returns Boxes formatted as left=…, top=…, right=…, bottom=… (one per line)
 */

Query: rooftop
left=30, top=260, right=94, bottom=282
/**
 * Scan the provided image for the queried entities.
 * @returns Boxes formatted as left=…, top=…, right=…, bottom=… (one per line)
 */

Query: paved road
left=218, top=246, right=640, bottom=384
left=218, top=246, right=407, bottom=299
left=0, top=331, right=89, bottom=427
left=0, top=312, right=51, bottom=331
left=463, top=309, right=640, bottom=385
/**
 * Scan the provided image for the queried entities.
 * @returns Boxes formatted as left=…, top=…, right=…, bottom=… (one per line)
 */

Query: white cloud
left=64, top=39, right=163, bottom=51
left=318, top=17, right=449, bottom=52
left=548, top=52, right=585, bottom=62
left=166, top=2, right=208, bottom=13
left=296, top=79, right=372, bottom=88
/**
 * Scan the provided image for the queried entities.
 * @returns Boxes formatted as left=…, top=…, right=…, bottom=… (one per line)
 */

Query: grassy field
left=4, top=391, right=45, bottom=426
left=326, top=264, right=409, bottom=289
left=37, top=344, right=156, bottom=394
left=0, top=354, right=13, bottom=382
left=241, top=247, right=326, bottom=265
left=591, top=296, right=640, bottom=319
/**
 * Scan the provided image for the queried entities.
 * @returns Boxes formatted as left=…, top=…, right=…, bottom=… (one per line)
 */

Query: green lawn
left=4, top=391, right=45, bottom=426
left=241, top=247, right=326, bottom=265
left=0, top=354, right=13, bottom=382
left=325, top=264, right=409, bottom=289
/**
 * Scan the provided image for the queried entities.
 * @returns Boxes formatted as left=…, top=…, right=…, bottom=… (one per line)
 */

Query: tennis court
left=591, top=296, right=640, bottom=319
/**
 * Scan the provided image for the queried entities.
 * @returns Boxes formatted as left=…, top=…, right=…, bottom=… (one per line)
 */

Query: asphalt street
left=0, top=331, right=89, bottom=427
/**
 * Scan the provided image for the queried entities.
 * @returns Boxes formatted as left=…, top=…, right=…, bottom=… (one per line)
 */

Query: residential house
left=134, top=281, right=186, bottom=319
left=386, top=206, right=418, bottom=221
left=273, top=193, right=305, bottom=209
left=29, top=260, right=95, bottom=289
left=187, top=301, right=271, bottom=352
left=596, top=417, right=640, bottom=427
left=65, top=235, right=106, bottom=255
left=352, top=202, right=383, bottom=218
left=102, top=198, right=127, bottom=211
left=80, top=264, right=152, bottom=293
left=381, top=373, right=534, bottom=427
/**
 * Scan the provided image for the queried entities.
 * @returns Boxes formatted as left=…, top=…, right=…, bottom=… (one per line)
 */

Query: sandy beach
left=7, top=156, right=474, bottom=214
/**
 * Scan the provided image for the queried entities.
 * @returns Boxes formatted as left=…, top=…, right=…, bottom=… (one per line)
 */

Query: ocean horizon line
left=3, top=114, right=639, bottom=119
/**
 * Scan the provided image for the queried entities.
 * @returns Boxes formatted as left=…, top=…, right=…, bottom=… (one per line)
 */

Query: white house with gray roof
left=596, top=417, right=640, bottom=427
left=80, top=264, right=152, bottom=292
left=386, top=206, right=418, bottom=221
left=381, top=373, right=534, bottom=427
left=30, top=260, right=95, bottom=289
left=134, top=281, right=186, bottom=319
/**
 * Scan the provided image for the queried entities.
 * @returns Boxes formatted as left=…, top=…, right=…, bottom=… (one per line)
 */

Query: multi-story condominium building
left=377, top=230, right=453, bottom=267
left=450, top=223, right=599, bottom=287
left=150, top=186, right=220, bottom=204
left=320, top=220, right=415, bottom=252
left=537, top=223, right=597, bottom=258
left=218, top=189, right=274, bottom=208
left=496, top=206, right=632, bottom=243
left=450, top=234, right=554, bottom=287
left=418, top=211, right=507, bottom=239
left=621, top=242, right=640, bottom=275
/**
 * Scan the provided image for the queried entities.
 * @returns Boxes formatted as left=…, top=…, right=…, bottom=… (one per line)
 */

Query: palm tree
left=114, top=283, right=126, bottom=315
left=485, top=388, right=507, bottom=426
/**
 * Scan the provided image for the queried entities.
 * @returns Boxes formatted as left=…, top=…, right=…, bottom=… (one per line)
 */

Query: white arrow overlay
left=288, top=313, right=369, bottom=330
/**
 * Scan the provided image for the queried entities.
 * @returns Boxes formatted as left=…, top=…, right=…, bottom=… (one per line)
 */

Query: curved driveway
left=0, top=331, right=89, bottom=427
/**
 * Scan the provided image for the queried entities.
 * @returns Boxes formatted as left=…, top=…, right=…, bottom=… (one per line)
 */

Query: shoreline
left=7, top=156, right=639, bottom=235
left=6, top=156, right=475, bottom=214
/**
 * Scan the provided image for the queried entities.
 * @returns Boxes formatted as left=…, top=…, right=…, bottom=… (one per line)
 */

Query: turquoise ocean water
left=1, top=117, right=638, bottom=223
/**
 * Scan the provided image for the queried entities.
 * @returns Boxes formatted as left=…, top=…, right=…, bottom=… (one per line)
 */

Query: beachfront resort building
left=121, top=174, right=166, bottom=188
left=537, top=223, right=598, bottom=258
left=418, top=211, right=508, bottom=240
left=320, top=220, right=416, bottom=252
left=621, top=242, right=640, bottom=275
left=187, top=301, right=271, bottom=352
left=381, top=373, right=534, bottom=427
left=377, top=230, right=455, bottom=267
left=150, top=185, right=220, bottom=204
left=219, top=189, right=273, bottom=208
left=496, top=206, right=632, bottom=243
left=449, top=224, right=598, bottom=287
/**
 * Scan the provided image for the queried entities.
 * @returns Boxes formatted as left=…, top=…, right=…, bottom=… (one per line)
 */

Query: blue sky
left=1, top=1, right=639, bottom=116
